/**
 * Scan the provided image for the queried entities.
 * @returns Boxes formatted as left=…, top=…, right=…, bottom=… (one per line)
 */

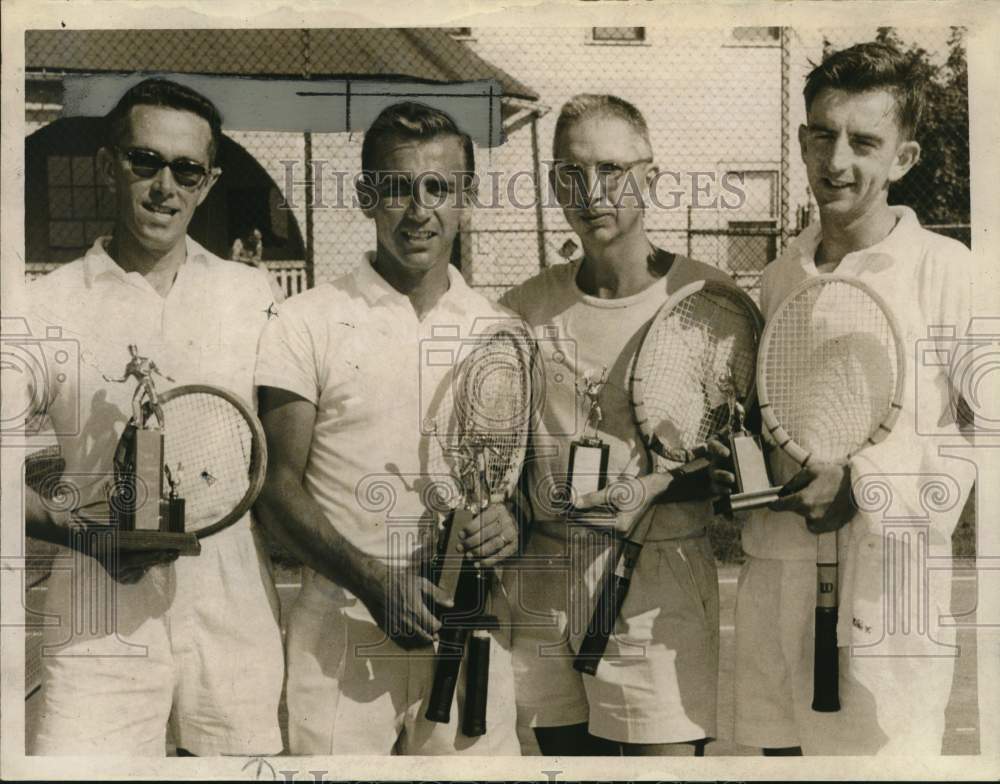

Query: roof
left=24, top=28, right=539, bottom=102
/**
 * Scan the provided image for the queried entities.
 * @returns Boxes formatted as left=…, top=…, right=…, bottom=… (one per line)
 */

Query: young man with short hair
left=23, top=78, right=285, bottom=756
left=714, top=42, right=981, bottom=755
left=501, top=94, right=730, bottom=756
left=255, top=102, right=521, bottom=755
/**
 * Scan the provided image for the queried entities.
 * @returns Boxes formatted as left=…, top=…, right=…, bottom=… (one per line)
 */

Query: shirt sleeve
left=254, top=298, right=323, bottom=406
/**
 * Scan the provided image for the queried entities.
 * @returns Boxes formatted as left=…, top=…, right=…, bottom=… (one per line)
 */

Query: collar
left=793, top=205, right=920, bottom=274
left=82, top=235, right=211, bottom=287
left=357, top=251, right=472, bottom=317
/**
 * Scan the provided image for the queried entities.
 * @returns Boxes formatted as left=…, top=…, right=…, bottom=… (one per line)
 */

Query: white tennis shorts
left=29, top=522, right=285, bottom=756
left=511, top=522, right=719, bottom=745
left=285, top=569, right=520, bottom=755
left=734, top=555, right=957, bottom=754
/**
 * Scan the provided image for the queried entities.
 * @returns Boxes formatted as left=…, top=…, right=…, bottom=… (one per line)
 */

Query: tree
left=878, top=27, right=970, bottom=245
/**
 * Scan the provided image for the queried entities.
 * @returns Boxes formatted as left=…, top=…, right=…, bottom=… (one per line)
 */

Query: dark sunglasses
left=116, top=147, right=215, bottom=189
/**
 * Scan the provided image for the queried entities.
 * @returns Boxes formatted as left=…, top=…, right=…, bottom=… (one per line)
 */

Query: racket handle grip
left=812, top=606, right=841, bottom=712
left=425, top=625, right=468, bottom=724
left=462, top=629, right=491, bottom=737
left=573, top=572, right=631, bottom=676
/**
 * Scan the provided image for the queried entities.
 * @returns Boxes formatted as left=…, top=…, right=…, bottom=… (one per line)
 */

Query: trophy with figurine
left=105, top=345, right=200, bottom=554
left=567, top=367, right=611, bottom=504
left=713, top=368, right=781, bottom=515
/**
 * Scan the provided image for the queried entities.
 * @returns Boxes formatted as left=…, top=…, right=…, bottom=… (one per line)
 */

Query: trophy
left=568, top=367, right=610, bottom=503
left=105, top=345, right=199, bottom=554
left=714, top=370, right=781, bottom=515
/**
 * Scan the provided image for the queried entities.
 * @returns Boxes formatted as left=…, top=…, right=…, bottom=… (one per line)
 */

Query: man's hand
left=705, top=436, right=737, bottom=498
left=457, top=502, right=518, bottom=567
left=93, top=547, right=179, bottom=584
left=769, top=461, right=854, bottom=533
left=367, top=564, right=454, bottom=650
left=575, top=474, right=658, bottom=535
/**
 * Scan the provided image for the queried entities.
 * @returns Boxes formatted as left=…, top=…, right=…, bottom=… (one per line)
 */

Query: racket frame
left=156, top=384, right=268, bottom=539
left=631, top=278, right=764, bottom=468
left=754, top=274, right=906, bottom=715
left=756, top=275, right=906, bottom=468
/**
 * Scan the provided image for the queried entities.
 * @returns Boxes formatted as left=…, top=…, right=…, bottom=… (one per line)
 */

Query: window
left=591, top=27, right=645, bottom=44
left=730, top=27, right=781, bottom=46
left=46, top=154, right=114, bottom=254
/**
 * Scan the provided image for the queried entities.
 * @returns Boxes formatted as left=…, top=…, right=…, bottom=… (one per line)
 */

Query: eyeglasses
left=116, top=147, right=215, bottom=189
left=552, top=158, right=653, bottom=193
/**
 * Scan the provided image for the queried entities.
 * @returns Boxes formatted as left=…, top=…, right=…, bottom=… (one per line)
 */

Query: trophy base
left=113, top=530, right=201, bottom=555
left=716, top=486, right=783, bottom=515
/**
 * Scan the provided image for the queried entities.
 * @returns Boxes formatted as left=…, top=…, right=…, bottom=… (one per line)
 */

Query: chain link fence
left=25, top=26, right=968, bottom=300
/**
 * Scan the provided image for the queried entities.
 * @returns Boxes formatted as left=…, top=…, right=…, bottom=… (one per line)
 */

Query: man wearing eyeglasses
left=254, top=102, right=521, bottom=755
left=24, top=78, right=284, bottom=756
left=500, top=94, right=727, bottom=756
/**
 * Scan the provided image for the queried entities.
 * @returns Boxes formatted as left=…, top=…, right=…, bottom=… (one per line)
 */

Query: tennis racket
left=425, top=323, right=532, bottom=735
left=757, top=275, right=905, bottom=712
left=70, top=384, right=266, bottom=553
left=574, top=278, right=763, bottom=675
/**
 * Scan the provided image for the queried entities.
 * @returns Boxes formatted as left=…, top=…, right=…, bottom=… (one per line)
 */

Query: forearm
left=256, top=471, right=386, bottom=604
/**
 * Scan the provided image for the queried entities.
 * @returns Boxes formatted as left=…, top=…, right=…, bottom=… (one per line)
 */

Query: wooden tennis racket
left=757, top=275, right=905, bottom=712
left=574, top=279, right=763, bottom=675
left=425, top=323, right=532, bottom=735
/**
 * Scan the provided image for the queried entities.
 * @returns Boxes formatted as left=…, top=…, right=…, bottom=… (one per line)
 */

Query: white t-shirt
left=254, top=254, right=516, bottom=564
left=500, top=252, right=733, bottom=541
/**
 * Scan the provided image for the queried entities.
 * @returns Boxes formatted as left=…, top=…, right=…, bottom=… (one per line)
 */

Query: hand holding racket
left=425, top=323, right=532, bottom=734
left=573, top=279, right=763, bottom=675
left=753, top=275, right=905, bottom=712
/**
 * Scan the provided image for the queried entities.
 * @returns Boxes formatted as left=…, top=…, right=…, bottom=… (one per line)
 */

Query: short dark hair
left=803, top=42, right=924, bottom=138
left=360, top=101, right=474, bottom=177
left=553, top=94, right=652, bottom=158
left=104, top=78, right=223, bottom=163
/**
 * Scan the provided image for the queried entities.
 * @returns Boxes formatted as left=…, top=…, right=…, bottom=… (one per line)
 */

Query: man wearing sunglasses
left=25, top=78, right=284, bottom=756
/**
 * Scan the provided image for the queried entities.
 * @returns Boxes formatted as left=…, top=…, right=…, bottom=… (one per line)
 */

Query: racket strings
left=160, top=392, right=254, bottom=531
left=429, top=331, right=531, bottom=507
left=636, top=289, right=759, bottom=458
left=764, top=283, right=898, bottom=461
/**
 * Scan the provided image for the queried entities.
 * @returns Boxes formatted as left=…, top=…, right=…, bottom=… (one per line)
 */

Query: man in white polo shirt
left=255, top=102, right=521, bottom=755
left=23, top=78, right=284, bottom=756
left=711, top=42, right=982, bottom=756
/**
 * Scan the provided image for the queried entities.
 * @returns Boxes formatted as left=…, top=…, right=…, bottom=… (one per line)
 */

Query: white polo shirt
left=255, top=254, right=514, bottom=565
